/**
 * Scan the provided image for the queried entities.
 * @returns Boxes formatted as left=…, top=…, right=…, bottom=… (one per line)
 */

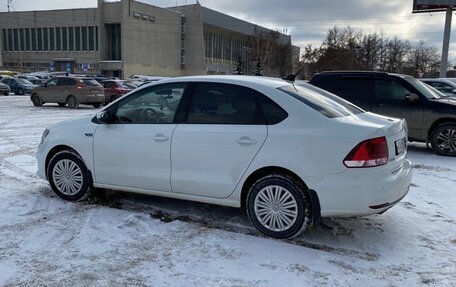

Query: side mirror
left=405, top=93, right=419, bottom=103
left=97, top=111, right=111, bottom=124
left=41, top=83, right=46, bottom=87
left=452, top=88, right=456, bottom=94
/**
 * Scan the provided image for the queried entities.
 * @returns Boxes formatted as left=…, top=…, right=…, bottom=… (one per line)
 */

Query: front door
left=373, top=77, right=424, bottom=140
left=93, top=82, right=187, bottom=191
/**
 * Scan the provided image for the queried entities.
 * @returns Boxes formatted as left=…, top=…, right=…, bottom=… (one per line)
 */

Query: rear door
left=373, top=77, right=424, bottom=139
left=56, top=78, right=77, bottom=102
left=171, top=82, right=267, bottom=198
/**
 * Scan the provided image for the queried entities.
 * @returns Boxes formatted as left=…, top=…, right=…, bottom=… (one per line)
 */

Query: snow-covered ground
left=0, top=95, right=455, bottom=287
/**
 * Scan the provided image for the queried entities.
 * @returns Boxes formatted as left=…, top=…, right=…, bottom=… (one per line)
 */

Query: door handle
left=237, top=136, right=257, bottom=146
left=153, top=134, right=169, bottom=142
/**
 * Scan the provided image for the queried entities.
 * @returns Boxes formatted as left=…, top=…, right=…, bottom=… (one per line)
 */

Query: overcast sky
left=1, top=0, right=455, bottom=60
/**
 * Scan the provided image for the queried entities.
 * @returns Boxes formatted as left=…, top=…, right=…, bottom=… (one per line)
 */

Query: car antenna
left=282, top=65, right=305, bottom=82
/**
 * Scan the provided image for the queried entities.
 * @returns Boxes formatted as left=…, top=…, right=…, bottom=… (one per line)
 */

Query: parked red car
left=101, top=80, right=136, bottom=103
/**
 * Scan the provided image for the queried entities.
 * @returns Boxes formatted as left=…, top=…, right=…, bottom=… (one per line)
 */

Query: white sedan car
left=37, top=75, right=412, bottom=239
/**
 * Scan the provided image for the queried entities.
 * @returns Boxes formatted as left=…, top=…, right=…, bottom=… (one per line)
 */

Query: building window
left=13, top=29, right=18, bottom=51
left=49, top=28, right=55, bottom=51
left=19, top=29, right=25, bottom=51
left=82, top=26, right=88, bottom=51
left=7, top=29, right=13, bottom=52
left=56, top=27, right=61, bottom=51
left=37, top=28, right=42, bottom=51
left=68, top=27, right=74, bottom=51
left=95, top=26, right=99, bottom=51
left=75, top=26, right=81, bottom=51
left=43, top=28, right=49, bottom=51
left=31, top=28, right=37, bottom=51
left=61, top=27, right=67, bottom=51
left=88, top=26, right=94, bottom=51
left=2, top=29, right=7, bottom=52
left=25, top=28, right=30, bottom=51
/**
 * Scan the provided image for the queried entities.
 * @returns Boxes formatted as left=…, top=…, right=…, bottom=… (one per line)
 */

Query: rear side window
left=57, top=78, right=76, bottom=86
left=337, top=77, right=371, bottom=99
left=81, top=79, right=100, bottom=86
left=187, top=83, right=264, bottom=125
left=257, top=94, right=288, bottom=125
left=279, top=84, right=364, bottom=118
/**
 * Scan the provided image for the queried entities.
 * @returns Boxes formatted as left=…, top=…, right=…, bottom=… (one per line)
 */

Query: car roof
left=153, top=75, right=291, bottom=89
left=314, top=71, right=412, bottom=79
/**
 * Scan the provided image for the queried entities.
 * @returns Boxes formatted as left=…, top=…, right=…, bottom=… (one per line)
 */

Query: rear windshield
left=279, top=83, right=364, bottom=118
left=81, top=79, right=100, bottom=86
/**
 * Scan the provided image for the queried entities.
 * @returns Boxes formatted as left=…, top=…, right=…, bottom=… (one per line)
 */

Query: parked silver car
left=0, top=82, right=10, bottom=95
left=420, top=78, right=456, bottom=98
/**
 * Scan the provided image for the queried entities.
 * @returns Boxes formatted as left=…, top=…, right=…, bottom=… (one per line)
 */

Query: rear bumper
left=306, top=159, right=412, bottom=217
left=80, top=93, right=105, bottom=104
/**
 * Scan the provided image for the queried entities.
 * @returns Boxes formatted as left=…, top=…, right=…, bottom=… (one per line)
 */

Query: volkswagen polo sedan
left=36, top=76, right=412, bottom=239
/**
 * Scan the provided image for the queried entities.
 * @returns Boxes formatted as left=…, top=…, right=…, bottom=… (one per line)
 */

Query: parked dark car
left=101, top=80, right=136, bottom=103
left=1, top=78, right=38, bottom=95
left=30, top=76, right=105, bottom=108
left=308, top=71, right=456, bottom=156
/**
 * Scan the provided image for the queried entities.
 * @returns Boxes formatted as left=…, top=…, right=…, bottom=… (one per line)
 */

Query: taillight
left=344, top=136, right=388, bottom=168
left=77, top=83, right=86, bottom=89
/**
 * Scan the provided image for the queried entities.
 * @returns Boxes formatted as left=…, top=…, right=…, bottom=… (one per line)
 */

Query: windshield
left=280, top=82, right=364, bottom=118
left=404, top=76, right=441, bottom=99
left=16, top=78, right=33, bottom=85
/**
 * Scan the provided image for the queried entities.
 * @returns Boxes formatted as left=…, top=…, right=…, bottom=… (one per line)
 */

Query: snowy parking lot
left=0, top=95, right=455, bottom=287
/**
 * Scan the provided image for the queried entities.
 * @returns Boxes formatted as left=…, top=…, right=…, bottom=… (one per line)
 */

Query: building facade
left=0, top=0, right=298, bottom=78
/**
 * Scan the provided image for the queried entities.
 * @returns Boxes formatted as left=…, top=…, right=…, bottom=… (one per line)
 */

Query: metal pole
left=440, top=7, right=452, bottom=78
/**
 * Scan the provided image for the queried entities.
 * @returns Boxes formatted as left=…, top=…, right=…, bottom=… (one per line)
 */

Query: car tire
left=3, top=93, right=8, bottom=96
left=246, top=174, right=312, bottom=239
left=31, top=94, right=42, bottom=107
left=92, top=103, right=101, bottom=108
left=431, top=123, right=456, bottom=156
left=17, top=88, right=24, bottom=95
left=67, top=95, right=79, bottom=109
left=58, top=103, right=66, bottom=107
left=47, top=150, right=91, bottom=201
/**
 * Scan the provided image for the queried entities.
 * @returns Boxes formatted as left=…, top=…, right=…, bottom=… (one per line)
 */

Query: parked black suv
left=308, top=71, right=456, bottom=156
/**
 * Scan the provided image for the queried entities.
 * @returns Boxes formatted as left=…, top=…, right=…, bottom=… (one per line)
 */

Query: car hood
left=431, top=97, right=456, bottom=107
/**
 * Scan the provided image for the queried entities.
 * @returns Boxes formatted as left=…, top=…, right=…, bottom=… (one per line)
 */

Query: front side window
left=375, top=78, right=411, bottom=100
left=114, top=83, right=187, bottom=124
left=46, top=78, right=59, bottom=87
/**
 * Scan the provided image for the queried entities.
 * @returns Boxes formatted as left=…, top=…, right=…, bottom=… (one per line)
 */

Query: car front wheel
left=47, top=150, right=90, bottom=201
left=246, top=174, right=311, bottom=239
left=431, top=123, right=456, bottom=156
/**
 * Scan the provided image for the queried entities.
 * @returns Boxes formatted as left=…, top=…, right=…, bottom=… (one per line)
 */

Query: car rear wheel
left=31, top=94, right=42, bottom=106
left=67, top=95, right=79, bottom=109
left=47, top=150, right=90, bottom=201
left=431, top=123, right=456, bottom=156
left=246, top=174, right=311, bottom=239
left=17, top=88, right=24, bottom=95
